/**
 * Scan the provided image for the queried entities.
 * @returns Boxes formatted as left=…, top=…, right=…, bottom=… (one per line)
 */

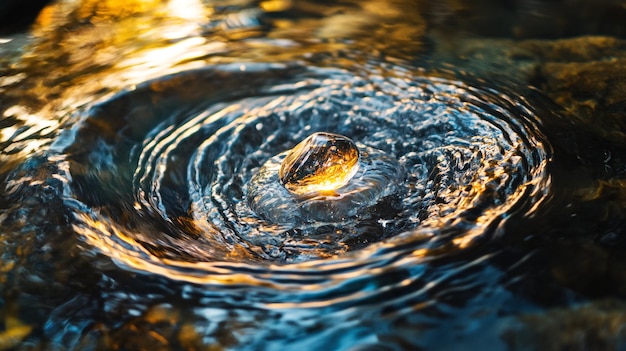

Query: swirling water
left=61, top=61, right=550, bottom=269
left=1, top=1, right=626, bottom=350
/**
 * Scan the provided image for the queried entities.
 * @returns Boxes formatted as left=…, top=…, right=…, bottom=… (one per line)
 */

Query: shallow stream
left=2, top=0, right=626, bottom=350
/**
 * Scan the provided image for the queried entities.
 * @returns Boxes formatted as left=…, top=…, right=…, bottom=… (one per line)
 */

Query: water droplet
left=279, top=132, right=360, bottom=195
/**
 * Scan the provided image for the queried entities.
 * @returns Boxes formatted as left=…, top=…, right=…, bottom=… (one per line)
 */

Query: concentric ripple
left=61, top=62, right=550, bottom=286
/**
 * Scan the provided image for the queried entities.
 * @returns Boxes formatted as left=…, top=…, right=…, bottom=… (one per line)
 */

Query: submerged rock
left=503, top=300, right=626, bottom=351
left=423, top=0, right=626, bottom=39
left=429, top=35, right=626, bottom=147
left=522, top=37, right=626, bottom=145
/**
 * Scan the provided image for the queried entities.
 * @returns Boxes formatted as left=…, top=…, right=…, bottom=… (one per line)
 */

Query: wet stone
left=279, top=132, right=360, bottom=195
left=248, top=142, right=404, bottom=225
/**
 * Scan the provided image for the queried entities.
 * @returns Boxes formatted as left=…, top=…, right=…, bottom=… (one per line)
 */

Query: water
left=249, top=133, right=403, bottom=225
left=1, top=0, right=626, bottom=350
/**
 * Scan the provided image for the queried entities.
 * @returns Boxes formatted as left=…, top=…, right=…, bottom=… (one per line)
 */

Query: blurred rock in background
left=421, top=0, right=626, bottom=39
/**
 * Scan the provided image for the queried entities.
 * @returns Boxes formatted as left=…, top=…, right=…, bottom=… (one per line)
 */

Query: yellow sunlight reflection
left=1, top=106, right=60, bottom=155
left=31, top=0, right=215, bottom=103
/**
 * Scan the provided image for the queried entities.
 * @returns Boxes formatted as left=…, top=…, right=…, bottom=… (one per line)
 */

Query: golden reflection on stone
left=279, top=132, right=360, bottom=195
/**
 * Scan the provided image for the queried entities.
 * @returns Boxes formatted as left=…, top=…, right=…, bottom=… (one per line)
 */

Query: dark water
left=2, top=0, right=626, bottom=350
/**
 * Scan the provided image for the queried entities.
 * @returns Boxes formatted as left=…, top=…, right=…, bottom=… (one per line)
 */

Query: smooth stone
left=279, top=132, right=360, bottom=195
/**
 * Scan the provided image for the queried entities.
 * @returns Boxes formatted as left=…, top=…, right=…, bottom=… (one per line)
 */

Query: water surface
left=2, top=0, right=626, bottom=350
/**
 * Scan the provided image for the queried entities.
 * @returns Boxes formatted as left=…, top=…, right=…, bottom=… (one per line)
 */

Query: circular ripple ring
left=62, top=62, right=550, bottom=277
